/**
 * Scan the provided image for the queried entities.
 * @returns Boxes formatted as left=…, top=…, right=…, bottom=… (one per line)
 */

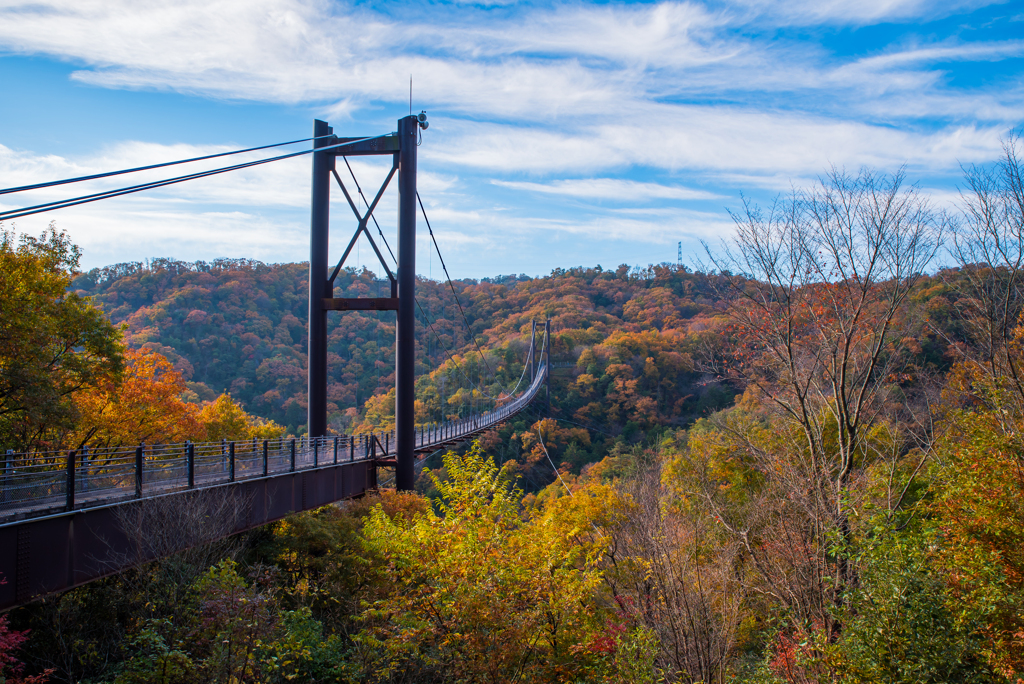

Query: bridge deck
left=0, top=364, right=547, bottom=611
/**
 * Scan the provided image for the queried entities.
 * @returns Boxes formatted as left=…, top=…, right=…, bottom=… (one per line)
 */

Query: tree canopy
left=0, top=224, right=123, bottom=450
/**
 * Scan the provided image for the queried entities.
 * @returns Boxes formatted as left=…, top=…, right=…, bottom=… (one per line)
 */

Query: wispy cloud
left=493, top=178, right=722, bottom=201
left=722, top=0, right=1004, bottom=26
left=432, top=111, right=1005, bottom=177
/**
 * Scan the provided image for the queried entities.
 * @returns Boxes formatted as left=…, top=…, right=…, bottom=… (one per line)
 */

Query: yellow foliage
left=355, top=388, right=395, bottom=433
left=356, top=441, right=614, bottom=680
left=198, top=393, right=285, bottom=441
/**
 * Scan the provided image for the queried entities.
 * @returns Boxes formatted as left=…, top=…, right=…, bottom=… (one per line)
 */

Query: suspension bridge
left=0, top=115, right=555, bottom=611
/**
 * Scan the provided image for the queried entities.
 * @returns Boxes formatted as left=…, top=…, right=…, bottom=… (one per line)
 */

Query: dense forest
left=65, top=240, right=740, bottom=486
left=2, top=139, right=1024, bottom=683
left=67, top=249, right=733, bottom=438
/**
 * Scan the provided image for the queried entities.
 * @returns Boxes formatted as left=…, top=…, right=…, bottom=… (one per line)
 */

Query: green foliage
left=113, top=620, right=195, bottom=684
left=608, top=625, right=662, bottom=684
left=264, top=607, right=351, bottom=683
left=0, top=224, right=123, bottom=449
left=826, top=520, right=998, bottom=684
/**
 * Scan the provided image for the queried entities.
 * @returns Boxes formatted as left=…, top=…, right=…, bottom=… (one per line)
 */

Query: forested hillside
left=69, top=237, right=962, bottom=491
left=70, top=258, right=745, bottom=466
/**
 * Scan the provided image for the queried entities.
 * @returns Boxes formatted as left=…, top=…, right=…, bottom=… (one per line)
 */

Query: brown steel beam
left=322, top=297, right=398, bottom=311
left=328, top=135, right=400, bottom=156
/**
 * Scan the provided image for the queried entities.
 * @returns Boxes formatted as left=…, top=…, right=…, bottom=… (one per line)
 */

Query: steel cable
left=339, top=166, right=507, bottom=418
left=416, top=192, right=497, bottom=379
left=343, top=156, right=398, bottom=264
left=0, top=135, right=379, bottom=221
left=337, top=176, right=536, bottom=415
left=0, top=135, right=334, bottom=197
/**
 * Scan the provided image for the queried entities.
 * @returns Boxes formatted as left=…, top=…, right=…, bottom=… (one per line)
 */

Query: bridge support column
left=304, top=114, right=422, bottom=489
left=395, top=115, right=418, bottom=491
left=308, top=119, right=333, bottom=438
left=545, top=319, right=551, bottom=416
left=530, top=320, right=536, bottom=384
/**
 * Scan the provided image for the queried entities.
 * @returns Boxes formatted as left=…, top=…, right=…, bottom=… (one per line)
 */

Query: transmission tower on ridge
left=677, top=241, right=682, bottom=270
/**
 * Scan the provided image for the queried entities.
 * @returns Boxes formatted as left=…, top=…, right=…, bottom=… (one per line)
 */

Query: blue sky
left=1, top=0, right=1022, bottom=279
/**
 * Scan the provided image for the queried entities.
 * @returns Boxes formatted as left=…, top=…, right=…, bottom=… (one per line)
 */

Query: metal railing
left=0, top=361, right=548, bottom=524
left=376, top=358, right=548, bottom=454
left=0, top=433, right=383, bottom=523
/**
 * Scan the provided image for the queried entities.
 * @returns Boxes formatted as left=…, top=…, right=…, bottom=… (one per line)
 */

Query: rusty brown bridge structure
left=0, top=331, right=548, bottom=611
left=0, top=114, right=553, bottom=612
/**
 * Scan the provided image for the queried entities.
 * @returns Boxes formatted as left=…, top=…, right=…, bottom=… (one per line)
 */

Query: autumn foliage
left=10, top=143, right=1024, bottom=683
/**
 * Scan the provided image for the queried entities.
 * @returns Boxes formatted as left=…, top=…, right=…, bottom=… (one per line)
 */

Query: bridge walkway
left=0, top=361, right=548, bottom=611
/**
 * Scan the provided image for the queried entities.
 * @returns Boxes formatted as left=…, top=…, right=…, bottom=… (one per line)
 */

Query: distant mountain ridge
left=73, top=258, right=886, bottom=441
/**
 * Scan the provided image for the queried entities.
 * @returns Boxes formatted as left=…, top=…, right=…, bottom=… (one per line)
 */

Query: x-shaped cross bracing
left=328, top=157, right=398, bottom=295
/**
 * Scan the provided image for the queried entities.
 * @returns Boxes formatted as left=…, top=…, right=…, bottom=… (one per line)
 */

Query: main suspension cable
left=416, top=192, right=497, bottom=380
left=0, top=135, right=378, bottom=221
left=0, top=135, right=333, bottom=197
left=414, top=296, right=500, bottom=408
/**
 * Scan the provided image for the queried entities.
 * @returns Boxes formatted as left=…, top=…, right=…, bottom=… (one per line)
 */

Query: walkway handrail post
left=333, top=436, right=338, bottom=464
left=350, top=436, right=354, bottom=461
left=65, top=450, right=75, bottom=512
left=313, top=438, right=319, bottom=468
left=1, top=450, right=9, bottom=505
left=290, top=439, right=296, bottom=472
left=187, top=442, right=195, bottom=488
left=135, top=445, right=143, bottom=498
left=229, top=442, right=235, bottom=482
left=262, top=440, right=269, bottom=476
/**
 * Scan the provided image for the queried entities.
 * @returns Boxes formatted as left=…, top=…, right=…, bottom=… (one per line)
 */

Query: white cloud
left=444, top=2, right=733, bottom=67
left=848, top=40, right=1024, bottom=72
left=492, top=178, right=722, bottom=200
left=431, top=109, right=1006, bottom=177
left=493, top=210, right=734, bottom=243
left=722, top=0, right=1004, bottom=26
left=0, top=0, right=1019, bottom=140
left=2, top=202, right=308, bottom=267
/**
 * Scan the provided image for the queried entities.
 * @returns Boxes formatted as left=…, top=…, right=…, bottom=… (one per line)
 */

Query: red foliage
left=0, top=579, right=51, bottom=683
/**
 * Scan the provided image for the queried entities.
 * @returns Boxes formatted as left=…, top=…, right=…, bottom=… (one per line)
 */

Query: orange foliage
left=517, top=418, right=590, bottom=468
left=73, top=347, right=202, bottom=448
